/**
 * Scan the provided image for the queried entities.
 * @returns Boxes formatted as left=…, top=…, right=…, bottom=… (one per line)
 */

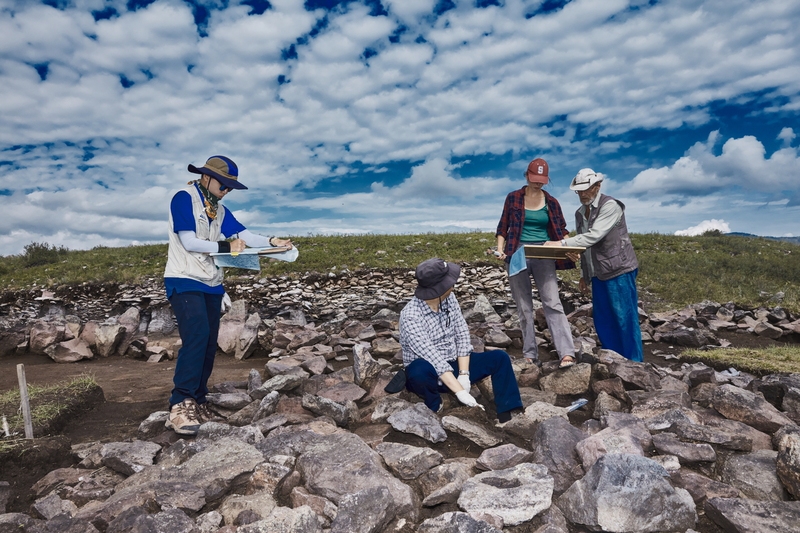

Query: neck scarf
left=191, top=180, right=219, bottom=220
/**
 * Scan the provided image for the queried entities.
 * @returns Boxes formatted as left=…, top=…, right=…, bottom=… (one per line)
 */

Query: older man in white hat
left=544, top=169, right=643, bottom=362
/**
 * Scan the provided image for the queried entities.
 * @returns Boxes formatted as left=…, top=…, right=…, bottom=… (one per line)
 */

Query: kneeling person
left=399, top=258, right=523, bottom=422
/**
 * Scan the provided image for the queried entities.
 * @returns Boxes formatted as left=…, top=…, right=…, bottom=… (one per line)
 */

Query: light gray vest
left=577, top=194, right=638, bottom=281
left=164, top=186, right=225, bottom=287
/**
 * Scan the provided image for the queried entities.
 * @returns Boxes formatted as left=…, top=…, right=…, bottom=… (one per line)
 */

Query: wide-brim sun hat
left=414, top=258, right=461, bottom=300
left=188, top=155, right=248, bottom=190
left=569, top=168, right=603, bottom=191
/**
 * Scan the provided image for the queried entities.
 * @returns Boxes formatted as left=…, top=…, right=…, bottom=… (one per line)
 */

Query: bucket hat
left=188, top=155, right=248, bottom=190
left=414, top=258, right=461, bottom=300
left=569, top=168, right=603, bottom=191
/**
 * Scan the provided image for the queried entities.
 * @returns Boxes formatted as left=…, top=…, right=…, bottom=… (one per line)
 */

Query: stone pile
left=0, top=349, right=799, bottom=532
left=1, top=265, right=798, bottom=363
left=1, top=295, right=800, bottom=531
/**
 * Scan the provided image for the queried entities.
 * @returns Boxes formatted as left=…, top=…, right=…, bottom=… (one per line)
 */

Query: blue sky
left=1, top=0, right=798, bottom=255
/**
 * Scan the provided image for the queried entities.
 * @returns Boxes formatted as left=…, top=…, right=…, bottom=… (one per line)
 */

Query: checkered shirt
left=400, top=293, right=473, bottom=375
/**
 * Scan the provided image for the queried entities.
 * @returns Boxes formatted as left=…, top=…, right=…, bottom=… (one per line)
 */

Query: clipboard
left=210, top=246, right=299, bottom=270
left=524, top=244, right=585, bottom=260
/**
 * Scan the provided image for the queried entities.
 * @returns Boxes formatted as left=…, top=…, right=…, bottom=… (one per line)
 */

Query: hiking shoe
left=165, top=399, right=201, bottom=436
left=197, top=402, right=226, bottom=423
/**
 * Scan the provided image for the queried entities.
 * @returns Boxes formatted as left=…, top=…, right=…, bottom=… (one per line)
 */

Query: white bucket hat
left=570, top=168, right=603, bottom=191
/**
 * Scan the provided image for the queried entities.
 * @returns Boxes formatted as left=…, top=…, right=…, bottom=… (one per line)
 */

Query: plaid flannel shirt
left=400, top=294, right=473, bottom=376
left=495, top=187, right=575, bottom=270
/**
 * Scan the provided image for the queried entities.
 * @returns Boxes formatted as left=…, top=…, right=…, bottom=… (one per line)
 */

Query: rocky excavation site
left=1, top=263, right=799, bottom=533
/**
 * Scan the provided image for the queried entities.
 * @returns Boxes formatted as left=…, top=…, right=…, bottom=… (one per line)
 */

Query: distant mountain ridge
left=727, top=232, right=800, bottom=245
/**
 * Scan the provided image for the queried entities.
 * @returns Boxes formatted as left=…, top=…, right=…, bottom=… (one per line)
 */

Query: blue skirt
left=592, top=269, right=643, bottom=362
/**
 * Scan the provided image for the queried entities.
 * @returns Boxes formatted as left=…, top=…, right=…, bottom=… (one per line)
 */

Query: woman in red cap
left=494, top=158, right=577, bottom=369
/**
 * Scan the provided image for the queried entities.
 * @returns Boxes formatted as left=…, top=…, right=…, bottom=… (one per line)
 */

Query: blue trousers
left=592, top=269, right=643, bottom=362
left=405, top=350, right=523, bottom=414
left=168, top=291, right=223, bottom=406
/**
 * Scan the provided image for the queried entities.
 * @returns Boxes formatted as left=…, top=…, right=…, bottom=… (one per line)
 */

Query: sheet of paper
left=211, top=246, right=299, bottom=270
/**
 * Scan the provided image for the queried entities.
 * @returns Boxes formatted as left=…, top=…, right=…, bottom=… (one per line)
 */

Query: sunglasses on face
left=212, top=178, right=230, bottom=192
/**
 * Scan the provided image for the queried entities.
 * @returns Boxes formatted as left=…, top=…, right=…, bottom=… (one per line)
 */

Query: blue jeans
left=592, top=270, right=643, bottom=362
left=168, top=291, right=223, bottom=406
left=405, top=350, right=523, bottom=414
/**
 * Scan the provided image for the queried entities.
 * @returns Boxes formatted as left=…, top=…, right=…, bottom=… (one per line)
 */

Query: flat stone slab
left=705, top=497, right=800, bottom=533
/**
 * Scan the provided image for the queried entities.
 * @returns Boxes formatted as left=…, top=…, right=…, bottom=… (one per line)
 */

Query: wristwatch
left=459, top=370, right=469, bottom=376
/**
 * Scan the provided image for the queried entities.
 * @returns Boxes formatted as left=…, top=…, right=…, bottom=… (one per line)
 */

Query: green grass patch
left=680, top=345, right=800, bottom=375
left=1, top=233, right=798, bottom=314
left=0, top=374, right=99, bottom=439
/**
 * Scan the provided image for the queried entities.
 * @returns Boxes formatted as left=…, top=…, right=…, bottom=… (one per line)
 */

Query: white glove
left=220, top=292, right=232, bottom=313
left=456, top=390, right=483, bottom=410
left=457, top=374, right=471, bottom=392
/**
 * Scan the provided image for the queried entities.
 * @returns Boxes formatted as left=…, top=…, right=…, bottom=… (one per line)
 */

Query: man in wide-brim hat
left=163, top=155, right=292, bottom=436
left=398, top=258, right=523, bottom=422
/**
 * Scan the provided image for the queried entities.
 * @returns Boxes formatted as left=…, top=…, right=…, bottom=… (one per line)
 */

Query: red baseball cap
left=526, top=158, right=549, bottom=184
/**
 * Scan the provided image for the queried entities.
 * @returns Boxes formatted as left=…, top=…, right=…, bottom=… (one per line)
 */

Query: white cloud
left=628, top=131, right=800, bottom=196
left=675, top=219, right=731, bottom=236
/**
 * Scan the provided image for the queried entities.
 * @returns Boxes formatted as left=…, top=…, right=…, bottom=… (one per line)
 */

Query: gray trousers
left=508, top=257, right=575, bottom=361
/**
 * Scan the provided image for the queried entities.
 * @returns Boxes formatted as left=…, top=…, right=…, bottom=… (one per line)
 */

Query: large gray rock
left=476, top=444, right=533, bottom=471
left=294, top=432, right=418, bottom=520
left=419, top=461, right=475, bottom=507
left=29, top=319, right=67, bottom=354
left=531, top=417, right=587, bottom=493
left=72, top=480, right=206, bottom=527
left=236, top=312, right=261, bottom=360
left=95, top=323, right=126, bottom=357
left=238, top=505, right=322, bottom=533
left=301, top=394, right=359, bottom=427
left=31, top=493, right=78, bottom=520
left=608, top=360, right=662, bottom=391
left=441, top=416, right=502, bottom=448
left=218, top=492, right=277, bottom=526
left=376, top=442, right=443, bottom=480
left=387, top=403, right=447, bottom=443
left=114, top=437, right=264, bottom=502
left=670, top=470, right=740, bottom=504
left=628, top=390, right=691, bottom=419
left=670, top=420, right=754, bottom=451
left=352, top=344, right=382, bottom=387
left=651, top=432, right=716, bottom=464
left=457, top=463, right=554, bottom=526
left=705, top=498, right=800, bottom=533
left=711, top=384, right=794, bottom=434
left=557, top=454, right=696, bottom=533
left=329, top=486, right=394, bottom=533
left=416, top=511, right=503, bottom=533
left=371, top=396, right=414, bottom=423
left=539, top=363, right=592, bottom=395
left=776, top=429, right=800, bottom=498
left=45, top=337, right=94, bottom=363
left=100, top=440, right=162, bottom=476
left=575, top=419, right=650, bottom=469
left=719, top=450, right=789, bottom=501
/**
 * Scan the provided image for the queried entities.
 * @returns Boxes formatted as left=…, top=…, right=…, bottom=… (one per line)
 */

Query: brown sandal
left=559, top=356, right=576, bottom=369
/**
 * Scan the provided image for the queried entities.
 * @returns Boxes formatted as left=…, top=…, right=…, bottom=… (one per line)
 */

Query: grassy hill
left=1, top=232, right=798, bottom=314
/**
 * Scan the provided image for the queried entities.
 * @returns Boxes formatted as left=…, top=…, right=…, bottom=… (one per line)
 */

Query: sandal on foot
left=559, top=356, right=576, bottom=369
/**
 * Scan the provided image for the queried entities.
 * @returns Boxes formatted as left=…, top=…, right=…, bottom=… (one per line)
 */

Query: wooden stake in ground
left=16, top=364, right=34, bottom=439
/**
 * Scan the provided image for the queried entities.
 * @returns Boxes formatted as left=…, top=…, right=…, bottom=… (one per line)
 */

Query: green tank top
left=521, top=206, right=550, bottom=242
